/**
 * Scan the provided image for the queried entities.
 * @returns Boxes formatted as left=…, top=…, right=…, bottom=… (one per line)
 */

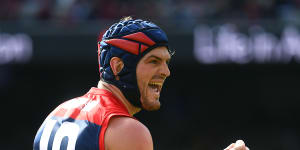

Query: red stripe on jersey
left=50, top=88, right=130, bottom=126
left=40, top=88, right=132, bottom=150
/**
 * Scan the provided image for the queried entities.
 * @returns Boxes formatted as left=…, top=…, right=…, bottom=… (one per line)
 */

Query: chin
left=141, top=99, right=161, bottom=111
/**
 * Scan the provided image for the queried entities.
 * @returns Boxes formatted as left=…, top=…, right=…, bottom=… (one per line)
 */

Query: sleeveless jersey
left=33, top=88, right=131, bottom=150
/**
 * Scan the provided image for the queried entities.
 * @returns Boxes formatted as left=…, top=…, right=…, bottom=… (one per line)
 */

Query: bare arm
left=104, top=116, right=153, bottom=150
left=105, top=116, right=249, bottom=150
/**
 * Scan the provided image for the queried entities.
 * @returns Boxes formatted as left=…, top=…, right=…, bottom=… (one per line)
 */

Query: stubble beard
left=141, top=97, right=161, bottom=111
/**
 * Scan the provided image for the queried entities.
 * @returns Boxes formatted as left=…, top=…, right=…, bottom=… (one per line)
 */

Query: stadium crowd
left=1, top=0, right=300, bottom=24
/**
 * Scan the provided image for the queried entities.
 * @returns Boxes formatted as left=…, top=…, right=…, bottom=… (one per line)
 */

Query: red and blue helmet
left=97, top=18, right=173, bottom=107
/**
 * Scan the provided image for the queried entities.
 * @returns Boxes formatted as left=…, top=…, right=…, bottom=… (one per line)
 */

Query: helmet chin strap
left=98, top=80, right=142, bottom=116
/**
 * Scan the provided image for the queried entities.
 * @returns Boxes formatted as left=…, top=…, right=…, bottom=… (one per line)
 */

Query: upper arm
left=104, top=116, right=153, bottom=150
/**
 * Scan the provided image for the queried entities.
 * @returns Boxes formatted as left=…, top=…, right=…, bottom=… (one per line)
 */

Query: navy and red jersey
left=34, top=87, right=131, bottom=150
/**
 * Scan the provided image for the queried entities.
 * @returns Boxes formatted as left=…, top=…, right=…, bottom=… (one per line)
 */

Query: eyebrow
left=146, top=55, right=171, bottom=63
left=147, top=55, right=162, bottom=60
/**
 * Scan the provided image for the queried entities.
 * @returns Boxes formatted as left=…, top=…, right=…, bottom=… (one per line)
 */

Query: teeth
left=149, top=82, right=162, bottom=91
left=149, top=82, right=162, bottom=86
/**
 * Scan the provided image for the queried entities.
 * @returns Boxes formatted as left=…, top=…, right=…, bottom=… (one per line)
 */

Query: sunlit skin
left=136, top=46, right=171, bottom=111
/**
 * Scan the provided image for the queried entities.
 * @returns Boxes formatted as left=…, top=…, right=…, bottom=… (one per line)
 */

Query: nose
left=160, top=63, right=171, bottom=78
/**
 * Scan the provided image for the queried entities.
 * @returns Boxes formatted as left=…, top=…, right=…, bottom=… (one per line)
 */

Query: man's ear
left=110, top=57, right=124, bottom=80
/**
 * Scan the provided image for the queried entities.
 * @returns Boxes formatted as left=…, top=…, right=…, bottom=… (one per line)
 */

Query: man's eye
left=150, top=60, right=158, bottom=64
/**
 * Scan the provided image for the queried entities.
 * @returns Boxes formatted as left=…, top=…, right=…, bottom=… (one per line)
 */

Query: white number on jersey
left=39, top=119, right=80, bottom=150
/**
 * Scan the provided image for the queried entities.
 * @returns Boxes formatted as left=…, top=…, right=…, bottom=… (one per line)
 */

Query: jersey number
left=39, top=119, right=80, bottom=150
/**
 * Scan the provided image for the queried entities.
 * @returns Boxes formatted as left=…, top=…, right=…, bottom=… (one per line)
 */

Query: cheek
left=136, top=64, right=156, bottom=93
left=137, top=72, right=148, bottom=89
left=137, top=66, right=150, bottom=83
left=136, top=70, right=147, bottom=92
left=137, top=72, right=153, bottom=98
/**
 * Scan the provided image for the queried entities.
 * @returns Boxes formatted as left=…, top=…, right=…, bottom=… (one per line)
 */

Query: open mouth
left=148, top=82, right=162, bottom=96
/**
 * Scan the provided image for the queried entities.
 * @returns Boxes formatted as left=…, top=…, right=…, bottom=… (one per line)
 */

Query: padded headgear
left=98, top=18, right=172, bottom=107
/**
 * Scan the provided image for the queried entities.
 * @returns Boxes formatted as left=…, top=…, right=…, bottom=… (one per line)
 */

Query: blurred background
left=1, top=0, right=300, bottom=150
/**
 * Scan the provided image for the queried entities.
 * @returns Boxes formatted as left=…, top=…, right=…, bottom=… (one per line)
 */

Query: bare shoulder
left=104, top=116, right=153, bottom=150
